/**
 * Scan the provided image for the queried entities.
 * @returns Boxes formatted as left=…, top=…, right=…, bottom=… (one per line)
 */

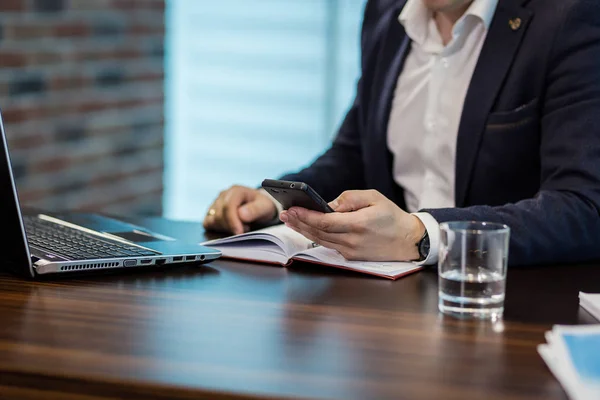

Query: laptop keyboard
left=23, top=216, right=158, bottom=260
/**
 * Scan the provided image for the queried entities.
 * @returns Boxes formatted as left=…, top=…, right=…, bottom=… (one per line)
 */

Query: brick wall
left=0, top=0, right=165, bottom=216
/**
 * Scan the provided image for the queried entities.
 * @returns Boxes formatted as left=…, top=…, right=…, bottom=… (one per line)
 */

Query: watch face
left=419, top=235, right=430, bottom=260
left=422, top=242, right=430, bottom=256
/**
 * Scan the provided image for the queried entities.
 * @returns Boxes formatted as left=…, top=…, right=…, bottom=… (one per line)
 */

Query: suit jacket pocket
left=474, top=97, right=541, bottom=203
left=486, top=98, right=539, bottom=129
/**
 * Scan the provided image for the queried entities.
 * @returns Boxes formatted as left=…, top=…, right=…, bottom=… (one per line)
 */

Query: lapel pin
left=509, top=17, right=522, bottom=31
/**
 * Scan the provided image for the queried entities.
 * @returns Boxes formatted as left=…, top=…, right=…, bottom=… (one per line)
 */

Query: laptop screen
left=0, top=111, right=35, bottom=277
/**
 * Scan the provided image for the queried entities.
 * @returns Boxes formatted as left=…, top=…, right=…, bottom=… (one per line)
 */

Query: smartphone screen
left=261, top=179, right=333, bottom=213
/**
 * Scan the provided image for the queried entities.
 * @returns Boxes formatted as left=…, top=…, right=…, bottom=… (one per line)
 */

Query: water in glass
left=439, top=266, right=506, bottom=319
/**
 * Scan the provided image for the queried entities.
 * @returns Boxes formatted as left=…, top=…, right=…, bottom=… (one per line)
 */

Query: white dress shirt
left=264, top=0, right=498, bottom=265
left=390, top=0, right=498, bottom=264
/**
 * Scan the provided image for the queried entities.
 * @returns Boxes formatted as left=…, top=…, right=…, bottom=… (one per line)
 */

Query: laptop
left=0, top=112, right=221, bottom=278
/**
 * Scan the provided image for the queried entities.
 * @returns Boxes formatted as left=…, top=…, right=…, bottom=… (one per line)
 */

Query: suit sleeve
left=278, top=0, right=392, bottom=202
left=424, top=1, right=600, bottom=266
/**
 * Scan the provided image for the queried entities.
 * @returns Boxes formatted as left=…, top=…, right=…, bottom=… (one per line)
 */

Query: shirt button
left=441, top=58, right=449, bottom=68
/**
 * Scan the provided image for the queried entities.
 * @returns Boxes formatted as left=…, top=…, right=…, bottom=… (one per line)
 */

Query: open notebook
left=201, top=225, right=423, bottom=280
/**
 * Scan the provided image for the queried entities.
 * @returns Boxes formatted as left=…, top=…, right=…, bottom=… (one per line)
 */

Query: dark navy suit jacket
left=280, top=0, right=600, bottom=266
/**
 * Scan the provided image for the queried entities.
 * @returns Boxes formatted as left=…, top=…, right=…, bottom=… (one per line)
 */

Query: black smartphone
left=261, top=179, right=334, bottom=213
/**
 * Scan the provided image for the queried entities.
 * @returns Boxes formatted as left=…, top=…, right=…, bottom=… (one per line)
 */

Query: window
left=164, top=0, right=367, bottom=220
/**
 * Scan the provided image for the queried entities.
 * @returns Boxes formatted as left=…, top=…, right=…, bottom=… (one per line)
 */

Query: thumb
left=329, top=190, right=380, bottom=213
left=238, top=198, right=274, bottom=223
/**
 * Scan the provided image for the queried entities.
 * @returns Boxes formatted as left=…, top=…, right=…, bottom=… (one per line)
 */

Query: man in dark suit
left=203, top=0, right=600, bottom=266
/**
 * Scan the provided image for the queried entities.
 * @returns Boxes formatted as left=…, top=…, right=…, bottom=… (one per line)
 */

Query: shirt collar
left=399, top=0, right=498, bottom=47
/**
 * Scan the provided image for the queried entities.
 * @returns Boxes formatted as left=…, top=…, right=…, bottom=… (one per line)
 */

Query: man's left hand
left=279, top=189, right=425, bottom=261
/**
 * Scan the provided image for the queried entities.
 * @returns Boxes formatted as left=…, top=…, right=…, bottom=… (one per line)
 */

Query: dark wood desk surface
left=1, top=216, right=599, bottom=400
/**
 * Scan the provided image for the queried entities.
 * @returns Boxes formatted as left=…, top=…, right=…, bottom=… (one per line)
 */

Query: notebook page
left=201, top=224, right=313, bottom=259
left=267, top=225, right=315, bottom=256
left=293, top=246, right=422, bottom=279
left=206, top=240, right=290, bottom=265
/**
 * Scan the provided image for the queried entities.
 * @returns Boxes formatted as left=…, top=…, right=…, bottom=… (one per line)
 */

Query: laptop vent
left=60, top=262, right=119, bottom=272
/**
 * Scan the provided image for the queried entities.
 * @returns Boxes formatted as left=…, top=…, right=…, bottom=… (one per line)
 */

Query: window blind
left=165, top=0, right=367, bottom=220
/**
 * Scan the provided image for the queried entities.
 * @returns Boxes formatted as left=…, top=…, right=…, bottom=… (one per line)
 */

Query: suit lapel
left=454, top=1, right=533, bottom=207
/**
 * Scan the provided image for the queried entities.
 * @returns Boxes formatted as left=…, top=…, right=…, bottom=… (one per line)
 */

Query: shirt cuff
left=258, top=188, right=283, bottom=218
left=412, top=212, right=440, bottom=266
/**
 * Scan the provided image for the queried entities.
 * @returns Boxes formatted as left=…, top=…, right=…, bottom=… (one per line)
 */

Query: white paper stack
left=537, top=293, right=600, bottom=400
left=580, top=292, right=600, bottom=321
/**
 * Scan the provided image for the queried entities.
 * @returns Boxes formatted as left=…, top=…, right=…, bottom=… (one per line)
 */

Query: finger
left=203, top=189, right=224, bottom=228
left=329, top=189, right=382, bottom=212
left=203, top=199, right=225, bottom=232
left=202, top=207, right=215, bottom=229
left=210, top=196, right=230, bottom=232
left=239, top=197, right=274, bottom=223
left=285, top=207, right=352, bottom=234
left=284, top=213, right=347, bottom=245
left=287, top=221, right=363, bottom=260
left=284, top=223, right=345, bottom=251
left=281, top=208, right=356, bottom=248
left=222, top=190, right=247, bottom=235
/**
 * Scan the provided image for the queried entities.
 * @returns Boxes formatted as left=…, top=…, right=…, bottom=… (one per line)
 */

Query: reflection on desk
left=1, top=216, right=599, bottom=400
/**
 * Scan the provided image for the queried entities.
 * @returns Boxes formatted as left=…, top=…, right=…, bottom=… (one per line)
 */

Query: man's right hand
left=202, top=185, right=277, bottom=235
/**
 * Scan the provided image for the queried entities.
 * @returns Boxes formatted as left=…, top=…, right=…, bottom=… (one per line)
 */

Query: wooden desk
left=0, top=217, right=598, bottom=400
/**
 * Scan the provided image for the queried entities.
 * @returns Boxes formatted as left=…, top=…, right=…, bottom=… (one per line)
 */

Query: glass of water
left=438, top=221, right=510, bottom=320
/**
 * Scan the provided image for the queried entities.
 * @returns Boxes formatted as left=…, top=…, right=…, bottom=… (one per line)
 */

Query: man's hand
left=279, top=189, right=425, bottom=261
left=203, top=185, right=277, bottom=235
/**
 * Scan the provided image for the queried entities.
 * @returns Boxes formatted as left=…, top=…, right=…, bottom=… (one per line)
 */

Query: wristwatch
left=416, top=229, right=430, bottom=262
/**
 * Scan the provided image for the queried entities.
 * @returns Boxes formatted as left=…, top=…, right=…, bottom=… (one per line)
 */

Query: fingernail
left=280, top=212, right=289, bottom=223
left=288, top=209, right=298, bottom=218
left=329, top=199, right=339, bottom=210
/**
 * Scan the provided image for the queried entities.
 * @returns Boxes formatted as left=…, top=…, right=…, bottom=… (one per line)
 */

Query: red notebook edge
left=289, top=257, right=424, bottom=280
left=216, top=254, right=423, bottom=280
